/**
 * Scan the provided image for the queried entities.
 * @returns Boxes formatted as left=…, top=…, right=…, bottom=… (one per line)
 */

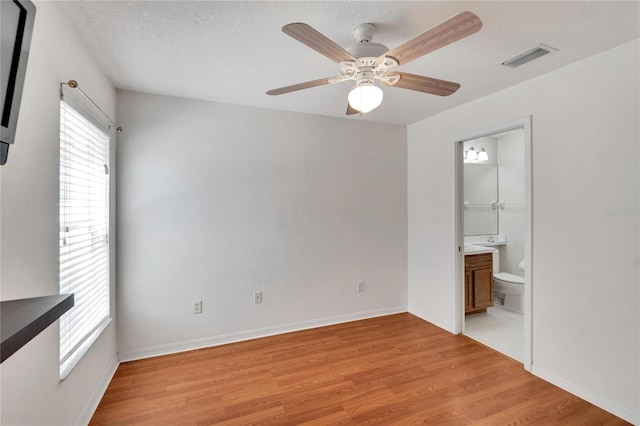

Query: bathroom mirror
left=464, top=164, right=498, bottom=235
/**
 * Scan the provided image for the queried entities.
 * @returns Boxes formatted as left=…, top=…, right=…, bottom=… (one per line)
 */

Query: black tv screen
left=1, top=0, right=36, bottom=165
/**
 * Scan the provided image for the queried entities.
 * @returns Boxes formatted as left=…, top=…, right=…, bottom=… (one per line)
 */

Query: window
left=59, top=100, right=111, bottom=379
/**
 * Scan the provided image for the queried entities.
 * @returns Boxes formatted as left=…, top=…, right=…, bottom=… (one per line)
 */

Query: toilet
left=493, top=254, right=525, bottom=314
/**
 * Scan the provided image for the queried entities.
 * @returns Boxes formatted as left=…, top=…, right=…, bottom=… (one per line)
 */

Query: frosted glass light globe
left=466, top=147, right=478, bottom=161
left=348, top=84, right=383, bottom=113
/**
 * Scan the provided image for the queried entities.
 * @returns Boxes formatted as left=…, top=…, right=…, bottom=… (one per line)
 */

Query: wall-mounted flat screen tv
left=1, top=0, right=36, bottom=165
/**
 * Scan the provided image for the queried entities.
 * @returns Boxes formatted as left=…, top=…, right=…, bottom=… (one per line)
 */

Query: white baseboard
left=77, top=355, right=120, bottom=426
left=531, top=365, right=639, bottom=425
left=118, top=306, right=407, bottom=362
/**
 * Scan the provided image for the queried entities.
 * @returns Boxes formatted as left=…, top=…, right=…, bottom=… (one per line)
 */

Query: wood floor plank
left=90, top=313, right=630, bottom=425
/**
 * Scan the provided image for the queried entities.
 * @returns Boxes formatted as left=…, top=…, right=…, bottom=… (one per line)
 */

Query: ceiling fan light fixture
left=269, top=13, right=483, bottom=116
left=348, top=82, right=383, bottom=113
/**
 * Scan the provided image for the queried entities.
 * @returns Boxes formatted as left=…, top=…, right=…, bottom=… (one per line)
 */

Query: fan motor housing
left=355, top=69, right=375, bottom=82
left=349, top=23, right=389, bottom=59
left=353, top=23, right=375, bottom=43
left=349, top=42, right=388, bottom=59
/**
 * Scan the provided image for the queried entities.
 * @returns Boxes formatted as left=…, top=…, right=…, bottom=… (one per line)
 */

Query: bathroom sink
left=464, top=244, right=496, bottom=255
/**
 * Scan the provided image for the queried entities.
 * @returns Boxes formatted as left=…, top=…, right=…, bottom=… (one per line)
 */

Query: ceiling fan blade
left=266, top=78, right=333, bottom=96
left=346, top=103, right=359, bottom=115
left=283, top=23, right=356, bottom=63
left=379, top=11, right=482, bottom=66
left=383, top=72, right=460, bottom=96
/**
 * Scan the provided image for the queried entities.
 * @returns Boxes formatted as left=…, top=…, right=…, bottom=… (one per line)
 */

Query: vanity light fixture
left=466, top=147, right=478, bottom=161
left=477, top=148, right=488, bottom=161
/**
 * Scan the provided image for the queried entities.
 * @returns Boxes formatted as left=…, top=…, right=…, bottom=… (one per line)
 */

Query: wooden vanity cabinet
left=465, top=253, right=493, bottom=315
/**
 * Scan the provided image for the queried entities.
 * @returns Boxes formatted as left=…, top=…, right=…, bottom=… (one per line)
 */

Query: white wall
left=497, top=131, right=525, bottom=274
left=0, top=2, right=118, bottom=425
left=116, top=91, right=408, bottom=360
left=408, top=39, right=639, bottom=423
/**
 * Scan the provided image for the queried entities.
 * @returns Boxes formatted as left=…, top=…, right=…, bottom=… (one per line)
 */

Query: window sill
left=60, top=317, right=112, bottom=380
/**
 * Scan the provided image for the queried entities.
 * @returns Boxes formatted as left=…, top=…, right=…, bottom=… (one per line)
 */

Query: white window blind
left=59, top=100, right=111, bottom=378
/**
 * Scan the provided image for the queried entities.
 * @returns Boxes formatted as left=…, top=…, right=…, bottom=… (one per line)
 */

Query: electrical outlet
left=357, top=281, right=365, bottom=293
left=193, top=300, right=202, bottom=314
left=254, top=291, right=263, bottom=304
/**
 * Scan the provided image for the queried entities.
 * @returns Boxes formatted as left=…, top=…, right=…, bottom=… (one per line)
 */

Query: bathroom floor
left=464, top=306, right=524, bottom=362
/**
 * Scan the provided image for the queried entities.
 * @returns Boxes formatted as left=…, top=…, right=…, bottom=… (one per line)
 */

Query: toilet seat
left=494, top=272, right=524, bottom=284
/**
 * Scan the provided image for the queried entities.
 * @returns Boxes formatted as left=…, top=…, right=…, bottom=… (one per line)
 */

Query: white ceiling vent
left=501, top=44, right=558, bottom=68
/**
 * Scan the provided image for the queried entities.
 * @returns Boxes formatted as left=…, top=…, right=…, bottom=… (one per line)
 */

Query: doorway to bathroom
left=454, top=117, right=532, bottom=371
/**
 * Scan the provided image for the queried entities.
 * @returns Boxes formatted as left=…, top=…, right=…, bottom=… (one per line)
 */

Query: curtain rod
left=60, top=80, right=122, bottom=132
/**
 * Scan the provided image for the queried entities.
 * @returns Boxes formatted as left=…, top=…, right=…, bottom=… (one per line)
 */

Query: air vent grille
left=501, top=44, right=557, bottom=68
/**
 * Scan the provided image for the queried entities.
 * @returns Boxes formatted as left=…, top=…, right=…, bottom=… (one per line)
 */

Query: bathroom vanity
left=465, top=252, right=493, bottom=315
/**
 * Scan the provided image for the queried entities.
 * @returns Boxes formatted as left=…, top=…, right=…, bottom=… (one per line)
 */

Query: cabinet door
left=465, top=271, right=474, bottom=313
left=473, top=268, right=493, bottom=309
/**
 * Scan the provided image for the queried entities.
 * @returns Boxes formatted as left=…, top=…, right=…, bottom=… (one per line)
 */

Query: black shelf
left=1, top=294, right=74, bottom=363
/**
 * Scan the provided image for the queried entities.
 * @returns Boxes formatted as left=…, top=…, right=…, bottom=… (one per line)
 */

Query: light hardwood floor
left=91, top=313, right=629, bottom=425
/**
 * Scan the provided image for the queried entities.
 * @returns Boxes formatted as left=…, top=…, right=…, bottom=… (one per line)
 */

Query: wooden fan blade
left=283, top=23, right=356, bottom=63
left=383, top=72, right=460, bottom=96
left=346, top=103, right=359, bottom=115
left=266, top=78, right=333, bottom=96
left=379, top=11, right=482, bottom=66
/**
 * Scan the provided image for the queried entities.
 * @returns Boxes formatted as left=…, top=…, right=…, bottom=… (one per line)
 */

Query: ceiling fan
left=266, top=11, right=482, bottom=115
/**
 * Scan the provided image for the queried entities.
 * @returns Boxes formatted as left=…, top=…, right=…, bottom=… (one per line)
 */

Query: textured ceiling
left=56, top=1, right=639, bottom=125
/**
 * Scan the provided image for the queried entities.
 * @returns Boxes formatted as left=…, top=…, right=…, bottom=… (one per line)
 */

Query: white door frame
left=452, top=116, right=533, bottom=371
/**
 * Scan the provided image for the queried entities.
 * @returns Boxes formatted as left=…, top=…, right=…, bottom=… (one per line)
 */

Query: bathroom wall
left=497, top=131, right=525, bottom=274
